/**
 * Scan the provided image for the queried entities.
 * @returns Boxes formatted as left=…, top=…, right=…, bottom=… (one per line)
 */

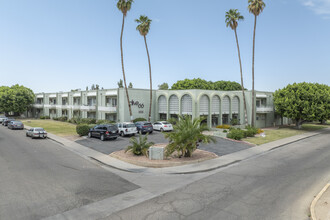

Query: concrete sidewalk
left=311, top=183, right=330, bottom=220
left=25, top=125, right=329, bottom=175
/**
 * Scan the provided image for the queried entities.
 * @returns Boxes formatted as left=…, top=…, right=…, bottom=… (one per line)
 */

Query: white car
left=153, top=121, right=173, bottom=132
left=26, top=127, right=48, bottom=139
left=116, top=122, right=137, bottom=137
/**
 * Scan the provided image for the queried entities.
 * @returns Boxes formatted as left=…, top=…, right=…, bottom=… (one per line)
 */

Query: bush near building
left=133, top=118, right=147, bottom=123
left=226, top=125, right=259, bottom=140
left=76, top=124, right=96, bottom=136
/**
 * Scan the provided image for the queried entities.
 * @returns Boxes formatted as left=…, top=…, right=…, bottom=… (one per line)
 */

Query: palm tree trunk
left=234, top=28, right=248, bottom=126
left=144, top=35, right=152, bottom=122
left=120, top=13, right=133, bottom=121
left=251, top=15, right=257, bottom=127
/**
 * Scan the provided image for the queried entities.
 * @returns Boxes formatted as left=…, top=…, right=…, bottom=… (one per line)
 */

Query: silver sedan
left=26, top=127, right=48, bottom=139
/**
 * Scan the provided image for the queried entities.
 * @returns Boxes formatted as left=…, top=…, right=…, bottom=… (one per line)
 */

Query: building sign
left=130, top=100, right=144, bottom=108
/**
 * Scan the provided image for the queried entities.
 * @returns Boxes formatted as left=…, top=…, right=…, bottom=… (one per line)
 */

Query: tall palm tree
left=117, top=0, right=134, bottom=121
left=225, top=9, right=248, bottom=126
left=135, top=15, right=153, bottom=122
left=248, top=0, right=265, bottom=127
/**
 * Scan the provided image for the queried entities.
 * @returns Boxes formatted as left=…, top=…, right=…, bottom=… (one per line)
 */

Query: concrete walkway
left=311, top=183, right=330, bottom=220
left=25, top=125, right=329, bottom=175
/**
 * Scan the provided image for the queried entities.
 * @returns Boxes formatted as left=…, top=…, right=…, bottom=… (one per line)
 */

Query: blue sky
left=0, top=0, right=329, bottom=93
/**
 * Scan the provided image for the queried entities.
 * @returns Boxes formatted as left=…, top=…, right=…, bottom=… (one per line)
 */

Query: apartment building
left=30, top=88, right=287, bottom=128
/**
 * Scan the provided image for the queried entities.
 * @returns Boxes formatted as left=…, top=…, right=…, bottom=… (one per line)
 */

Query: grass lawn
left=21, top=119, right=77, bottom=137
left=243, top=123, right=329, bottom=146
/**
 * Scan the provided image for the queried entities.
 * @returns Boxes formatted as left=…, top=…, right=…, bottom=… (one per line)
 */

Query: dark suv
left=135, top=121, right=153, bottom=134
left=88, top=124, right=119, bottom=141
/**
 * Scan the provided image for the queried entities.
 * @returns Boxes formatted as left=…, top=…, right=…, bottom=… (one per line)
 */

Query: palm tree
left=117, top=0, right=134, bottom=121
left=164, top=115, right=216, bottom=158
left=225, top=9, right=248, bottom=126
left=135, top=15, right=153, bottom=122
left=248, top=0, right=266, bottom=127
left=125, top=134, right=154, bottom=157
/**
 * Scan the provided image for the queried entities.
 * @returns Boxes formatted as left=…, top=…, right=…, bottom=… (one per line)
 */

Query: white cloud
left=301, top=0, right=330, bottom=17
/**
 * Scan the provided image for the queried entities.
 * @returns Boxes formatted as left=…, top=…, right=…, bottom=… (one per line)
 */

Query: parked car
left=26, top=127, right=48, bottom=139
left=8, top=121, right=24, bottom=130
left=153, top=121, right=173, bottom=132
left=0, top=115, right=7, bottom=123
left=2, top=118, right=15, bottom=126
left=88, top=124, right=119, bottom=141
left=116, top=122, right=137, bottom=137
left=135, top=121, right=153, bottom=134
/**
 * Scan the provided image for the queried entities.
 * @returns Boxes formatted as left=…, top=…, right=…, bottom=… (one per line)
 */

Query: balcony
left=256, top=106, right=274, bottom=113
left=72, top=104, right=81, bottom=110
left=98, top=106, right=117, bottom=112
left=33, top=104, right=44, bottom=108
left=80, top=105, right=96, bottom=111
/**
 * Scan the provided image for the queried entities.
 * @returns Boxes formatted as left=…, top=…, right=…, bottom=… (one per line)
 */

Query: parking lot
left=75, top=130, right=252, bottom=156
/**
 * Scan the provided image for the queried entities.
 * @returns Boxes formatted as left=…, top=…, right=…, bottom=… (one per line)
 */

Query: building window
left=105, top=113, right=117, bottom=121
left=87, top=97, right=96, bottom=106
left=106, top=97, right=117, bottom=107
left=159, top=113, right=167, bottom=120
left=73, top=97, right=80, bottom=105
left=212, top=115, right=219, bottom=126
left=222, top=114, right=229, bottom=125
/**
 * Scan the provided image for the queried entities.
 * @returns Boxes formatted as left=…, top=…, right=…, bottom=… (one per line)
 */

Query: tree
left=117, top=79, right=124, bottom=88
left=136, top=15, right=153, bottom=122
left=128, top=82, right=133, bottom=88
left=225, top=9, right=248, bottom=126
left=273, top=83, right=330, bottom=129
left=164, top=115, right=216, bottom=158
left=248, top=0, right=266, bottom=127
left=0, top=85, right=35, bottom=115
left=213, top=80, right=242, bottom=91
left=117, top=0, right=134, bottom=121
left=125, top=134, right=154, bottom=157
left=171, top=78, right=242, bottom=91
left=158, top=83, right=169, bottom=90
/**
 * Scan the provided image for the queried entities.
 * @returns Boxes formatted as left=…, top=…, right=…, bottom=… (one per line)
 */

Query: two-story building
left=30, top=88, right=290, bottom=128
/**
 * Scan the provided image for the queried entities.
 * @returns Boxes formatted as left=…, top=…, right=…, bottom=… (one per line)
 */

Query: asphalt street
left=104, top=129, right=330, bottom=220
left=76, top=131, right=251, bottom=156
left=0, top=125, right=138, bottom=220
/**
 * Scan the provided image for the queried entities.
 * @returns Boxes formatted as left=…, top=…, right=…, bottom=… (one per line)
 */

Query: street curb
left=310, top=183, right=330, bottom=220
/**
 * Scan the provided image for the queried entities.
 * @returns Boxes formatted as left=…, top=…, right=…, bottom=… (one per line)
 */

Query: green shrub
left=76, top=124, right=90, bottom=136
left=230, top=118, right=240, bottom=126
left=245, top=125, right=258, bottom=137
left=40, top=116, right=45, bottom=119
left=125, top=134, right=154, bottom=157
left=227, top=128, right=245, bottom=140
left=58, top=116, right=68, bottom=122
left=223, top=129, right=228, bottom=133
left=80, top=118, right=97, bottom=124
left=68, top=117, right=81, bottom=124
left=133, top=118, right=147, bottom=123
left=53, top=117, right=59, bottom=121
left=168, top=118, right=178, bottom=125
left=96, top=119, right=115, bottom=125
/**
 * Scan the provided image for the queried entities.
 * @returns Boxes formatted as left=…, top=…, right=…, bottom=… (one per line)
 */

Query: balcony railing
left=33, top=104, right=44, bottom=108
left=98, top=106, right=117, bottom=112
left=80, top=105, right=96, bottom=111
left=256, top=106, right=274, bottom=113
